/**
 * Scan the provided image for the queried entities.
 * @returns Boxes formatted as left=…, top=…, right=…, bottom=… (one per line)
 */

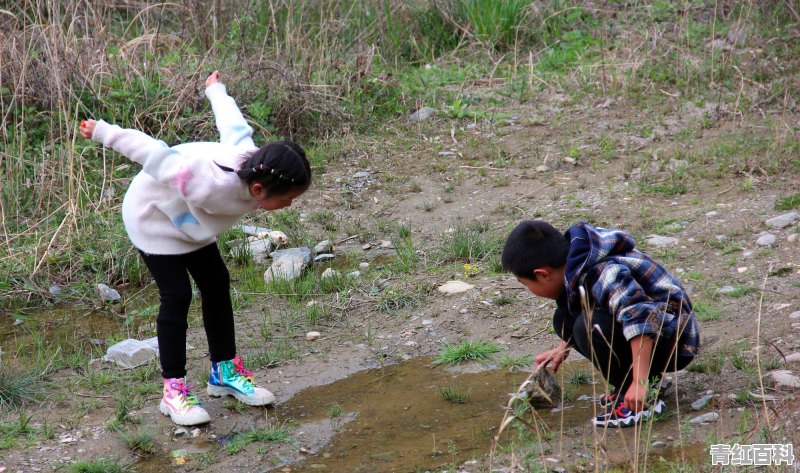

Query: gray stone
left=689, top=412, right=720, bottom=424
left=438, top=151, right=456, bottom=157
left=49, top=284, right=61, bottom=295
left=788, top=233, right=799, bottom=243
left=353, top=171, right=371, bottom=179
left=526, top=365, right=562, bottom=406
left=359, top=262, right=370, bottom=269
left=247, top=238, right=273, bottom=263
left=782, top=352, right=800, bottom=363
left=756, top=233, right=777, bottom=247
left=708, top=38, right=732, bottom=50
left=727, top=28, right=746, bottom=45
left=264, top=248, right=312, bottom=283
left=706, top=211, right=719, bottom=218
left=97, top=283, right=121, bottom=301
left=717, top=285, right=737, bottom=295
left=646, top=235, right=679, bottom=248
left=314, top=253, right=335, bottom=263
left=271, top=247, right=312, bottom=265
left=266, top=231, right=289, bottom=246
left=348, top=271, right=362, bottom=279
left=239, top=225, right=272, bottom=236
left=766, top=212, right=799, bottom=229
left=691, top=392, right=713, bottom=410
left=13, top=319, right=24, bottom=326
left=379, top=240, right=394, bottom=249
left=790, top=311, right=800, bottom=319
left=409, top=107, right=437, bottom=122
left=103, top=339, right=157, bottom=369
left=314, top=240, right=333, bottom=254
left=770, top=370, right=800, bottom=388
left=651, top=441, right=667, bottom=448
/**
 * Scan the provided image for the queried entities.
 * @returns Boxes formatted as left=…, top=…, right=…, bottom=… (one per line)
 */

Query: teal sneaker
left=207, top=356, right=275, bottom=406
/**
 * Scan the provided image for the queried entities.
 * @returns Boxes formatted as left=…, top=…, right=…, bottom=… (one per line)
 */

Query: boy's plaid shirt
left=564, top=222, right=700, bottom=358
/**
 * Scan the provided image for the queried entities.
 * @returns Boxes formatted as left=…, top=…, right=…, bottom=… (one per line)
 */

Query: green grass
left=0, top=412, right=37, bottom=450
left=694, top=300, right=723, bottom=322
left=0, top=366, right=44, bottom=409
left=433, top=339, right=502, bottom=365
left=117, top=427, right=157, bottom=456
left=66, top=458, right=136, bottom=473
left=244, top=340, right=300, bottom=369
left=224, top=425, right=296, bottom=454
left=775, top=192, right=800, bottom=211
left=439, top=385, right=471, bottom=404
left=441, top=222, right=504, bottom=263
left=498, top=354, right=533, bottom=371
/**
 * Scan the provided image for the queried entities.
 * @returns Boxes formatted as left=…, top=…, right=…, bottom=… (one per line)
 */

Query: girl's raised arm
left=204, top=71, right=255, bottom=148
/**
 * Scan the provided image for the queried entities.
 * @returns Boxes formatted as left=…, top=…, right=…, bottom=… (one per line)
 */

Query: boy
left=502, top=220, right=699, bottom=427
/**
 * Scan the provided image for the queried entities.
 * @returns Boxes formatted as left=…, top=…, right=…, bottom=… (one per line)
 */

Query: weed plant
left=66, top=458, right=136, bottom=473
left=434, top=339, right=501, bottom=365
left=224, top=425, right=296, bottom=454
left=117, top=427, right=157, bottom=456
left=439, top=385, right=471, bottom=404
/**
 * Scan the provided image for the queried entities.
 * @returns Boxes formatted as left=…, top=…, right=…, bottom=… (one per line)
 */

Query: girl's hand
left=79, top=119, right=96, bottom=139
left=205, top=70, right=221, bottom=88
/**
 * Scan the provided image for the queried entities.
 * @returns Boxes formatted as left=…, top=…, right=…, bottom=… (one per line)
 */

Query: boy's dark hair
left=237, top=140, right=311, bottom=195
left=502, top=220, right=569, bottom=278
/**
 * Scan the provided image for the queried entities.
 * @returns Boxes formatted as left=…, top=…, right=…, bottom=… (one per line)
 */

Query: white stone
left=321, top=268, right=339, bottom=279
left=789, top=233, right=799, bottom=243
left=306, top=331, right=321, bottom=341
left=362, top=243, right=372, bottom=250
left=756, top=233, right=777, bottom=247
left=782, top=352, right=800, bottom=363
left=313, top=253, right=335, bottom=263
left=691, top=392, right=713, bottom=410
left=267, top=230, right=289, bottom=246
left=264, top=249, right=311, bottom=283
left=422, top=320, right=433, bottom=326
left=347, top=271, right=361, bottom=279
left=766, top=212, right=800, bottom=229
left=790, top=311, right=800, bottom=319
left=737, top=267, right=748, bottom=273
left=380, top=240, right=394, bottom=249
left=314, top=240, right=333, bottom=254
left=717, top=285, right=737, bottom=295
left=706, top=211, right=718, bottom=217
left=437, top=280, right=475, bottom=295
left=97, top=283, right=121, bottom=301
left=247, top=238, right=273, bottom=264
left=689, top=412, right=720, bottom=424
left=535, top=165, right=550, bottom=173
left=359, top=262, right=370, bottom=269
left=646, top=235, right=679, bottom=248
left=240, top=225, right=272, bottom=236
left=770, top=370, right=800, bottom=388
left=103, top=339, right=157, bottom=369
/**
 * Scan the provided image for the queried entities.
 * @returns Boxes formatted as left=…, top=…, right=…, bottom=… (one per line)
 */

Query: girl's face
left=250, top=184, right=306, bottom=211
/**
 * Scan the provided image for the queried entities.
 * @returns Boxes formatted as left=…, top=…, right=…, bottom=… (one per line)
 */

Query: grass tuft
left=439, top=385, right=471, bottom=404
left=117, top=427, right=158, bottom=456
left=67, top=458, right=135, bottom=473
left=224, top=425, right=296, bottom=455
left=434, top=339, right=502, bottom=365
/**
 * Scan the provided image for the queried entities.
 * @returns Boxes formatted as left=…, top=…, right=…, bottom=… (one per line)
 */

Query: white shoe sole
left=593, top=400, right=666, bottom=427
left=159, top=400, right=211, bottom=426
left=206, top=384, right=276, bottom=406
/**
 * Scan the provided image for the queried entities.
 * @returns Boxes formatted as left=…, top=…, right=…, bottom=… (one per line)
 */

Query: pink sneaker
left=159, top=378, right=211, bottom=426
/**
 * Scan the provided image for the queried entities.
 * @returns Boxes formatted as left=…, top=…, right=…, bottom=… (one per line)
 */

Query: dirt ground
left=4, top=83, right=800, bottom=472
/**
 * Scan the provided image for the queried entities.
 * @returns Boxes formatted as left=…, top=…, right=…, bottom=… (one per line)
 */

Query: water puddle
left=273, top=357, right=596, bottom=472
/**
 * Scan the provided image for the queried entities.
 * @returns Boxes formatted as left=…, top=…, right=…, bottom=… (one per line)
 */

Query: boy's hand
left=205, top=70, right=221, bottom=88
left=624, top=381, right=648, bottom=412
left=79, top=120, right=96, bottom=139
left=535, top=342, right=570, bottom=373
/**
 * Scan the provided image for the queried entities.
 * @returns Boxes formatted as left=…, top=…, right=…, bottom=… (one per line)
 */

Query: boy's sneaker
left=207, top=356, right=276, bottom=406
left=159, top=378, right=211, bottom=426
left=593, top=399, right=666, bottom=428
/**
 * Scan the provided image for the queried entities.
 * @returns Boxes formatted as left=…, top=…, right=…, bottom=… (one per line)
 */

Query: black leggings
left=553, top=305, right=693, bottom=395
left=139, top=243, right=236, bottom=379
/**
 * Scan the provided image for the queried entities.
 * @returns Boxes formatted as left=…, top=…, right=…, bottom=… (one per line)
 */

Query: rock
left=267, top=230, right=289, bottom=246
left=765, top=212, right=799, bottom=229
left=307, top=300, right=320, bottom=308
left=359, top=262, right=370, bottom=269
left=321, top=268, right=339, bottom=279
left=669, top=159, right=688, bottom=170
left=247, top=238, right=273, bottom=264
left=409, top=107, right=437, bottom=122
left=12, top=319, right=24, bottom=326
left=438, top=151, right=456, bottom=157
left=306, top=331, right=321, bottom=341
left=790, top=311, right=800, bottom=319
left=362, top=243, right=372, bottom=250
left=525, top=365, right=561, bottom=406
left=264, top=248, right=311, bottom=283
left=103, top=339, right=157, bottom=369
left=174, top=428, right=189, bottom=437
left=314, top=253, right=335, bottom=263
left=314, top=240, right=333, bottom=254
left=646, top=235, right=679, bottom=248
left=422, top=320, right=433, bottom=327
left=706, top=211, right=718, bottom=218
left=191, top=428, right=202, bottom=438
left=717, top=286, right=737, bottom=295
left=97, top=283, right=121, bottom=301
left=689, top=412, right=720, bottom=424
left=651, top=441, right=667, bottom=448
left=691, top=392, right=713, bottom=410
left=563, top=157, right=576, bottom=165
left=240, top=225, right=272, bottom=236
left=708, top=38, right=732, bottom=50
left=782, top=353, right=800, bottom=363
left=379, top=240, right=393, bottom=249
left=748, top=391, right=779, bottom=401
left=756, top=233, right=776, bottom=247
left=437, top=281, right=475, bottom=295
left=770, top=370, right=800, bottom=388
left=788, top=233, right=799, bottom=243
left=49, top=284, right=61, bottom=295
left=737, top=267, right=748, bottom=273
left=347, top=271, right=361, bottom=279
left=727, top=28, right=746, bottom=45
left=535, top=165, right=550, bottom=173
left=352, top=171, right=371, bottom=179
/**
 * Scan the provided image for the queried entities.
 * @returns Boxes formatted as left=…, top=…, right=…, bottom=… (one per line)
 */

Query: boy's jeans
left=553, top=305, right=694, bottom=395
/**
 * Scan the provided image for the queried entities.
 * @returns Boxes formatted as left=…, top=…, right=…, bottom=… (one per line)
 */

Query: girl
left=80, top=71, right=311, bottom=426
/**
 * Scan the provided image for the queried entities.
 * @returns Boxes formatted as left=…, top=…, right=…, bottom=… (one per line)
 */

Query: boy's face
left=516, top=266, right=565, bottom=300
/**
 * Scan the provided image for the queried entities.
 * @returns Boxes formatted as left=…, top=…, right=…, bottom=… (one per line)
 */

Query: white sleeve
left=204, top=83, right=256, bottom=148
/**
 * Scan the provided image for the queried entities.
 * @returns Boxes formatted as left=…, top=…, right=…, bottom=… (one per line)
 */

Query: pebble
left=706, top=211, right=719, bottom=217
left=352, top=171, right=371, bottom=179
left=645, top=235, right=679, bottom=248
left=347, top=271, right=361, bottom=279
left=459, top=308, right=468, bottom=314
left=408, top=107, right=437, bottom=122
left=174, top=428, right=188, bottom=437
left=97, top=283, right=121, bottom=301
left=756, top=233, right=776, bottom=247
left=691, top=391, right=714, bottom=410
left=379, top=240, right=393, bottom=249
left=535, top=165, right=550, bottom=173
left=737, top=267, right=748, bottom=273
left=783, top=353, right=800, bottom=363
left=313, top=253, right=335, bottom=263
left=306, top=331, right=321, bottom=341
left=359, top=262, right=370, bottom=269
left=771, top=370, right=800, bottom=388
left=789, top=234, right=799, bottom=243
left=422, top=320, right=433, bottom=327
left=438, top=151, right=456, bottom=157
left=437, top=280, right=475, bottom=295
left=717, top=285, right=737, bottom=295
left=790, top=311, right=800, bottom=319
left=689, top=412, right=720, bottom=424
left=362, top=243, right=372, bottom=250
left=313, top=240, right=333, bottom=254
left=191, top=428, right=202, bottom=438
left=651, top=441, right=667, bottom=448
left=321, top=268, right=339, bottom=279
left=765, top=212, right=799, bottom=229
